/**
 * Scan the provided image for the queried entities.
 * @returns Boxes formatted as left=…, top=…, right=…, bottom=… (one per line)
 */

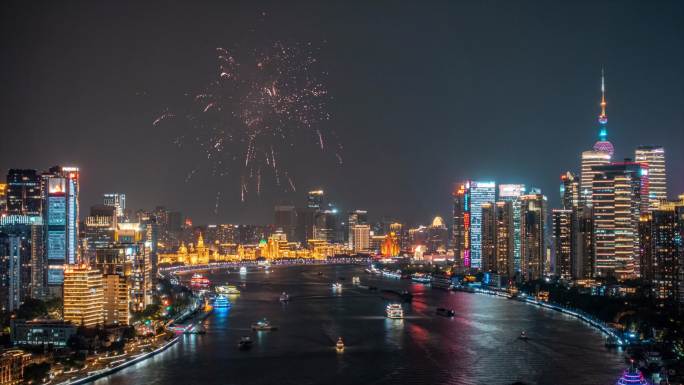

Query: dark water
left=93, top=265, right=625, bottom=385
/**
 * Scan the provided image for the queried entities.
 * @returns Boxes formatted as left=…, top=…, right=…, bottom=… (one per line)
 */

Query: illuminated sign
left=47, top=231, right=66, bottom=260
left=48, top=178, right=65, bottom=194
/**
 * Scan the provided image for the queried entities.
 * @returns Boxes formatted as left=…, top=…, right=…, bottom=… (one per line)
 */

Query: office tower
left=274, top=205, right=297, bottom=241
left=520, top=194, right=546, bottom=281
left=103, top=274, right=129, bottom=325
left=30, top=222, right=45, bottom=298
left=6, top=169, right=42, bottom=215
left=63, top=265, right=103, bottom=327
left=41, top=166, right=80, bottom=296
left=560, top=172, right=580, bottom=210
left=552, top=209, right=573, bottom=279
left=581, top=151, right=612, bottom=206
left=452, top=182, right=471, bottom=270
left=481, top=204, right=496, bottom=272
left=346, top=210, right=368, bottom=249
left=638, top=214, right=654, bottom=284
left=592, top=162, right=647, bottom=279
left=0, top=183, right=7, bottom=213
left=295, top=208, right=315, bottom=244
left=635, top=145, right=667, bottom=210
left=498, top=184, right=525, bottom=273
left=427, top=216, right=448, bottom=253
left=389, top=223, right=404, bottom=250
left=115, top=223, right=151, bottom=311
left=470, top=181, right=496, bottom=269
left=307, top=190, right=324, bottom=209
left=648, top=197, right=684, bottom=301
left=408, top=226, right=428, bottom=250
left=574, top=206, right=594, bottom=279
left=84, top=205, right=117, bottom=254
left=103, top=193, right=126, bottom=220
left=351, top=224, right=370, bottom=253
left=493, top=201, right=515, bottom=277
left=314, top=209, right=340, bottom=243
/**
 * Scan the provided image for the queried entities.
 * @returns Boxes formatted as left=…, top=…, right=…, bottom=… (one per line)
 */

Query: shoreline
left=60, top=335, right=181, bottom=385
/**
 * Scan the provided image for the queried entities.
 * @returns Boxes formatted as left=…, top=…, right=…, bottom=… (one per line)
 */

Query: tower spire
left=592, top=67, right=614, bottom=157
left=599, top=68, right=607, bottom=124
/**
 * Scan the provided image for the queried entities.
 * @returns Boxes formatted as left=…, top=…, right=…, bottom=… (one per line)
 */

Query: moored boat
left=386, top=303, right=404, bottom=319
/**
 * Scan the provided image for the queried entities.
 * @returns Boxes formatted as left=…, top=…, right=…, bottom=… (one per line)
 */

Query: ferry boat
left=251, top=318, right=277, bottom=331
left=239, top=266, right=247, bottom=275
left=411, top=273, right=431, bottom=284
left=386, top=303, right=404, bottom=319
left=213, top=295, right=231, bottom=308
left=381, top=270, right=402, bottom=279
left=279, top=292, right=290, bottom=302
left=190, top=273, right=211, bottom=289
left=238, top=336, right=253, bottom=350
left=616, top=365, right=649, bottom=385
left=332, top=282, right=342, bottom=291
left=336, top=337, right=345, bottom=352
left=352, top=276, right=361, bottom=285
left=216, top=285, right=241, bottom=295
left=430, top=275, right=453, bottom=290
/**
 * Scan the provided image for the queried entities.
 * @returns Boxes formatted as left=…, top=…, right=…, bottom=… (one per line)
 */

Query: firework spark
left=154, top=39, right=337, bottom=206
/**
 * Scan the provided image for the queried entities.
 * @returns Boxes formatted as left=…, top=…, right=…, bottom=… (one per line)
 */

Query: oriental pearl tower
left=593, top=69, right=614, bottom=156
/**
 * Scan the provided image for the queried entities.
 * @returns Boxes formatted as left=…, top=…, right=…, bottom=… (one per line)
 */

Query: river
left=91, top=265, right=625, bottom=385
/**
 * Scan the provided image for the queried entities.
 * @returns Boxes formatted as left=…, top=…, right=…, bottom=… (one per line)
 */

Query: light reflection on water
left=93, top=265, right=624, bottom=385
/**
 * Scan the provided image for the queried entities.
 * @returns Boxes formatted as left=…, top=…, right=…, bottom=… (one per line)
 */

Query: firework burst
left=154, top=38, right=339, bottom=203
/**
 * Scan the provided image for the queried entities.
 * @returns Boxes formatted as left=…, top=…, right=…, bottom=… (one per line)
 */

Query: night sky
left=1, top=1, right=683, bottom=225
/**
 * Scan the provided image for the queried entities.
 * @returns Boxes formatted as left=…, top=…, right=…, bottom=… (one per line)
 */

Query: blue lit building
left=470, top=181, right=496, bottom=270
left=41, top=166, right=79, bottom=297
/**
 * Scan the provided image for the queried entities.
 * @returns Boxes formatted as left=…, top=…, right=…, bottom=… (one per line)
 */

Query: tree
left=23, top=362, right=51, bottom=384
left=16, top=298, right=47, bottom=320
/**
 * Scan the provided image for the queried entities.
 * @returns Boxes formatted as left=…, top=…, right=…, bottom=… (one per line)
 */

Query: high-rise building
left=103, top=274, right=129, bottom=326
left=314, top=209, right=340, bottom=243
left=560, top=172, right=580, bottom=210
left=63, top=265, right=103, bottom=327
left=115, top=223, right=151, bottom=311
left=389, top=223, right=404, bottom=250
left=552, top=209, right=573, bottom=279
left=481, top=203, right=496, bottom=272
left=274, top=205, right=297, bottom=241
left=498, top=184, right=525, bottom=273
left=6, top=169, right=42, bottom=216
left=646, top=196, right=684, bottom=302
left=84, top=205, right=117, bottom=256
left=0, top=183, right=7, bottom=214
left=351, top=224, right=370, bottom=253
left=307, top=190, right=324, bottom=209
left=103, top=193, right=126, bottom=220
left=520, top=194, right=546, bottom=281
left=452, top=182, right=471, bottom=270
left=494, top=201, right=515, bottom=278
left=41, top=166, right=80, bottom=296
left=635, top=145, right=667, bottom=210
left=470, top=181, right=496, bottom=269
left=427, top=216, right=448, bottom=253
left=581, top=151, right=612, bottom=206
left=592, top=162, right=648, bottom=279
left=575, top=206, right=594, bottom=279
left=638, top=214, right=654, bottom=284
left=346, top=210, right=368, bottom=249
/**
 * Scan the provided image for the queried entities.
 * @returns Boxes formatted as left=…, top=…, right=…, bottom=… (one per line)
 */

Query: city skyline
left=1, top=1, right=683, bottom=225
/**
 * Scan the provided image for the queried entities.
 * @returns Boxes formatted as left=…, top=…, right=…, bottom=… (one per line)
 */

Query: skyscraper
left=347, top=210, right=368, bottom=249
left=481, top=203, right=496, bottom=272
left=469, top=181, right=496, bottom=270
left=498, top=184, right=525, bottom=273
left=427, top=216, right=448, bottom=253
left=635, top=145, right=667, bottom=210
left=592, top=162, right=648, bottom=279
left=103, top=193, right=126, bottom=220
left=494, top=201, right=515, bottom=278
left=63, top=265, right=103, bottom=328
left=520, top=194, right=546, bottom=281
left=6, top=169, right=42, bottom=216
left=307, top=190, right=324, bottom=209
left=274, top=205, right=297, bottom=241
left=41, top=166, right=80, bottom=296
left=352, top=224, right=370, bottom=253
left=552, top=209, right=573, bottom=279
left=452, top=182, right=471, bottom=270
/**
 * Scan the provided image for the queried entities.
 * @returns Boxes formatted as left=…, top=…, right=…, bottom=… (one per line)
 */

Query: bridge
left=159, top=256, right=373, bottom=274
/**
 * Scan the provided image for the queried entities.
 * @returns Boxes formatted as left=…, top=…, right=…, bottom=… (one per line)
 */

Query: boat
left=239, top=266, right=247, bottom=275
left=216, top=285, right=241, bottom=295
left=213, top=295, right=231, bottom=308
left=519, top=331, right=528, bottom=340
left=381, top=270, right=402, bottom=279
left=616, top=365, right=649, bottom=385
left=411, top=273, right=431, bottom=284
left=430, top=275, right=453, bottom=290
left=352, top=276, right=361, bottom=285
left=386, top=303, right=404, bottom=319
left=332, top=282, right=342, bottom=291
left=436, top=307, right=455, bottom=317
left=238, top=336, right=253, bottom=350
left=190, top=273, right=211, bottom=289
left=251, top=318, right=277, bottom=331
left=336, top=337, right=345, bottom=352
left=279, top=292, right=290, bottom=302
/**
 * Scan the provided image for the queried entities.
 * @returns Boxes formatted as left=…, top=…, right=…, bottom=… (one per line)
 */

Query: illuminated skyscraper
left=452, top=182, right=471, bottom=270
left=481, top=203, right=496, bottom=272
left=274, top=205, right=297, bottom=241
left=520, top=194, right=546, bottom=281
left=0, top=183, right=7, bottom=213
left=470, top=181, right=496, bottom=269
left=103, top=193, right=126, bottom=220
left=6, top=169, right=42, bottom=216
left=552, top=209, right=573, bottom=279
left=351, top=224, right=370, bottom=253
left=63, top=265, right=103, bottom=328
left=41, top=166, right=79, bottom=296
left=307, top=190, right=324, bottom=209
left=498, top=184, right=525, bottom=273
left=592, top=162, right=648, bottom=279
left=644, top=196, right=684, bottom=301
left=427, top=216, right=448, bottom=253
left=635, top=145, right=667, bottom=210
left=346, top=210, right=368, bottom=249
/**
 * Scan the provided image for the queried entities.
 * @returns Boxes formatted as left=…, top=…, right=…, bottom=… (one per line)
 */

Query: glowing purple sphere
left=593, top=140, right=614, bottom=157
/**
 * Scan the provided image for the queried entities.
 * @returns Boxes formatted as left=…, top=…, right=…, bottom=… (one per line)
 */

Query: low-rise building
left=10, top=319, right=76, bottom=348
